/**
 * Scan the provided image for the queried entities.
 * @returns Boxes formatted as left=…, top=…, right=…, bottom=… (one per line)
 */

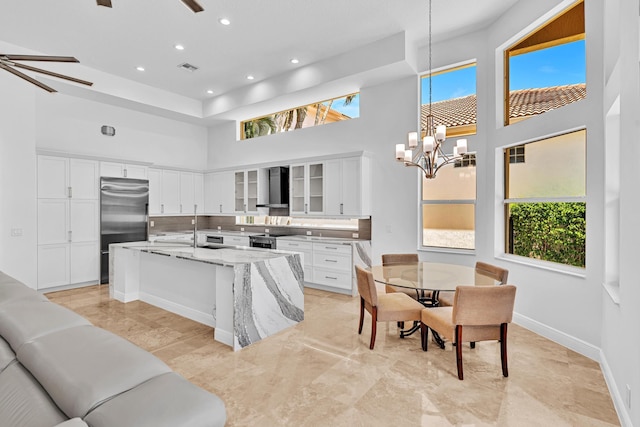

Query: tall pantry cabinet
left=36, top=155, right=100, bottom=289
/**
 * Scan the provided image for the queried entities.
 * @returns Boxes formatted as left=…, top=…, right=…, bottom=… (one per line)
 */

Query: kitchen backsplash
left=150, top=216, right=371, bottom=240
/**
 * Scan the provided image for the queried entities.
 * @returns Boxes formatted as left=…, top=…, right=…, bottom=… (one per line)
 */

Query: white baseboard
left=113, top=289, right=139, bottom=303
left=139, top=292, right=215, bottom=328
left=214, top=329, right=234, bottom=349
left=513, top=312, right=601, bottom=361
left=600, top=351, right=632, bottom=427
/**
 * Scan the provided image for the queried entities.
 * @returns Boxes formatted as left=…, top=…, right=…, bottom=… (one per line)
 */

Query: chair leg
left=369, top=307, right=378, bottom=350
left=358, top=297, right=365, bottom=334
left=397, top=321, right=405, bottom=329
left=455, top=325, right=464, bottom=380
left=420, top=322, right=428, bottom=351
left=500, top=323, right=509, bottom=377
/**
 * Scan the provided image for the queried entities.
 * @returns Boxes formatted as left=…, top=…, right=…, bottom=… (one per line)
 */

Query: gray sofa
left=0, top=271, right=226, bottom=427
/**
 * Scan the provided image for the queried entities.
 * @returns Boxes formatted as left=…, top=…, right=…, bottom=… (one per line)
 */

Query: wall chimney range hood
left=257, top=166, right=290, bottom=216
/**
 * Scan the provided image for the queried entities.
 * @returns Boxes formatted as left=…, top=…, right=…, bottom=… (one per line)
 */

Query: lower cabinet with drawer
left=224, top=235, right=250, bottom=247
left=312, top=243, right=352, bottom=291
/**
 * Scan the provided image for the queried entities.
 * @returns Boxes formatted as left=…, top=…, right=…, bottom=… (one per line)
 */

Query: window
left=421, top=63, right=477, bottom=138
left=455, top=153, right=476, bottom=168
left=240, top=93, right=359, bottom=140
left=504, top=0, right=585, bottom=126
left=504, top=129, right=586, bottom=267
left=421, top=162, right=476, bottom=250
left=508, top=146, right=525, bottom=164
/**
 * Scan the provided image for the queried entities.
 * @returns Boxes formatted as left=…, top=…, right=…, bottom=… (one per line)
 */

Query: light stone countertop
left=111, top=241, right=298, bottom=267
left=196, top=229, right=263, bottom=237
left=276, top=235, right=366, bottom=244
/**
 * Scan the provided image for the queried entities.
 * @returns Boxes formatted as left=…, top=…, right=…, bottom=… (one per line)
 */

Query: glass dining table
left=369, top=262, right=502, bottom=346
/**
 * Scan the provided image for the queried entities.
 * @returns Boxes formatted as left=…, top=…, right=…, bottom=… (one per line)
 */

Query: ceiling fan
left=0, top=54, right=93, bottom=93
left=97, top=0, right=204, bottom=13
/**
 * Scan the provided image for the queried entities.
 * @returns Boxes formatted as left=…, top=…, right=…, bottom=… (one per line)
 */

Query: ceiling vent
left=177, top=62, right=199, bottom=72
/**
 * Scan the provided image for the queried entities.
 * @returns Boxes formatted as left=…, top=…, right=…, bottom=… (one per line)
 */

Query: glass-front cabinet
left=235, top=169, right=265, bottom=214
left=290, top=162, right=324, bottom=216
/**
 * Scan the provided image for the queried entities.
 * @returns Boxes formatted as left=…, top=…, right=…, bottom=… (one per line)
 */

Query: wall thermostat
left=101, top=125, right=116, bottom=136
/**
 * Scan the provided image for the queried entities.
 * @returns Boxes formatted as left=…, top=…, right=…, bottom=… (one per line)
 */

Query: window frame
left=502, top=128, right=587, bottom=270
left=503, top=0, right=585, bottom=126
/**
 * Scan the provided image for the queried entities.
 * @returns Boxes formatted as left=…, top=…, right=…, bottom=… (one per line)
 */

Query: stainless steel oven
left=249, top=235, right=277, bottom=249
left=206, top=235, right=224, bottom=244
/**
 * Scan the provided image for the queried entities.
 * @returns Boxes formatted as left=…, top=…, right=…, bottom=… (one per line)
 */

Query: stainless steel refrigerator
left=100, top=177, right=149, bottom=284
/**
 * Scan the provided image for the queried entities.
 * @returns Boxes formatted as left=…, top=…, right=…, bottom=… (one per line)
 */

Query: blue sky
left=421, top=40, right=586, bottom=103
left=329, top=94, right=360, bottom=118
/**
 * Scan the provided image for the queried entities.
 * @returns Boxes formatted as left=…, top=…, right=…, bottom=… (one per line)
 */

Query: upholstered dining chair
left=437, top=261, right=509, bottom=307
left=420, top=284, right=517, bottom=380
left=381, top=253, right=421, bottom=299
left=355, top=265, right=425, bottom=350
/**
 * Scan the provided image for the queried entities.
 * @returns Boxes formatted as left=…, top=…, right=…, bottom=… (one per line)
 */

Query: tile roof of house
left=420, top=83, right=586, bottom=129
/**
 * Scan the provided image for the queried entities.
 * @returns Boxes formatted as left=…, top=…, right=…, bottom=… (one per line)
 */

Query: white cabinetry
left=311, top=243, right=352, bottom=291
left=324, top=157, right=371, bottom=217
left=99, top=162, right=147, bottom=179
left=205, top=171, right=237, bottom=215
left=234, top=169, right=267, bottom=214
left=149, top=168, right=203, bottom=215
left=290, top=162, right=324, bottom=216
left=224, top=235, right=250, bottom=247
left=37, top=155, right=99, bottom=289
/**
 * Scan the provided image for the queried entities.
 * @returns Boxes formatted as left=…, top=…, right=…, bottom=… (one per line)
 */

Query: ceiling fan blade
left=12, top=63, right=93, bottom=87
left=97, top=0, right=112, bottom=7
left=0, top=64, right=56, bottom=92
left=3, top=54, right=79, bottom=63
left=181, top=0, right=204, bottom=13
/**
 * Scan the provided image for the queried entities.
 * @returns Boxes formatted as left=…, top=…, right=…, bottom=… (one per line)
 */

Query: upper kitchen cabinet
left=234, top=169, right=268, bottom=215
left=99, top=161, right=148, bottom=179
left=38, top=156, right=99, bottom=200
left=290, top=162, right=324, bottom=216
left=324, top=156, right=371, bottom=217
left=148, top=168, right=204, bottom=215
left=205, top=171, right=235, bottom=215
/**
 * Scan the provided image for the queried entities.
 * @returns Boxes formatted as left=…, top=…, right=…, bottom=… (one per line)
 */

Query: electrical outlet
left=217, top=226, right=221, bottom=230
left=306, top=231, right=312, bottom=235
left=191, top=219, right=195, bottom=225
left=626, top=384, right=632, bottom=409
left=150, top=221, right=154, bottom=227
left=241, top=227, right=245, bottom=232
left=352, top=233, right=359, bottom=239
left=265, top=228, right=270, bottom=234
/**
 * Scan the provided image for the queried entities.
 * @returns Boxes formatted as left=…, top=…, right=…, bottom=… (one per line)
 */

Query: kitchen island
left=109, top=242, right=304, bottom=351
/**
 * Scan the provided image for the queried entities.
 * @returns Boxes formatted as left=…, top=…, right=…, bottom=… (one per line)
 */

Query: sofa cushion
left=0, top=362, right=67, bottom=427
left=0, top=300, right=91, bottom=352
left=17, top=325, right=172, bottom=419
left=0, top=276, right=47, bottom=307
left=85, top=372, right=226, bottom=427
left=0, top=336, right=16, bottom=373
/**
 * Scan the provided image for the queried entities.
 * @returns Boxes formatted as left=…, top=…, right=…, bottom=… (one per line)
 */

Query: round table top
left=369, top=262, right=501, bottom=291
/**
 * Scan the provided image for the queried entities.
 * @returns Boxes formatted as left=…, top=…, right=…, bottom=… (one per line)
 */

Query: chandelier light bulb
left=396, top=144, right=406, bottom=160
left=436, top=125, right=447, bottom=142
left=408, top=132, right=418, bottom=149
left=456, top=139, right=468, bottom=154
left=423, top=136, right=435, bottom=153
left=404, top=150, right=413, bottom=163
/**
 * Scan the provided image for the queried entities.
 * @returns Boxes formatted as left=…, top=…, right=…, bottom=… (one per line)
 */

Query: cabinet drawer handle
left=325, top=259, right=338, bottom=263
left=219, top=204, right=222, bottom=213
left=180, top=204, right=183, bottom=213
left=324, top=246, right=337, bottom=250
left=161, top=204, right=164, bottom=214
left=124, top=168, right=128, bottom=178
left=68, top=231, right=72, bottom=242
left=325, top=276, right=338, bottom=280
left=340, top=203, right=343, bottom=215
left=289, top=243, right=299, bottom=247
left=68, top=186, right=72, bottom=198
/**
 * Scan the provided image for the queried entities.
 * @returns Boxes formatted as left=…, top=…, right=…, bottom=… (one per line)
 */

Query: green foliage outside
left=509, top=202, right=586, bottom=268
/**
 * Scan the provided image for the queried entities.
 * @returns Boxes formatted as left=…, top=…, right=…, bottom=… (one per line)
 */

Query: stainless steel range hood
left=257, top=166, right=290, bottom=216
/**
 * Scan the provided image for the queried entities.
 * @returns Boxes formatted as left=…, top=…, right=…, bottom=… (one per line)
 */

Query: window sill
left=602, top=281, right=620, bottom=305
left=419, top=246, right=476, bottom=256
left=495, top=254, right=586, bottom=279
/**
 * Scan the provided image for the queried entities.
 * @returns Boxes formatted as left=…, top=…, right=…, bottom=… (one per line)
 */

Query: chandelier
left=395, top=0, right=468, bottom=179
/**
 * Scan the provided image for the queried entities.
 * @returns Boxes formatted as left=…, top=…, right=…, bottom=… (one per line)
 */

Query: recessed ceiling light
left=174, top=44, right=185, bottom=50
left=136, top=66, right=145, bottom=72
left=290, top=58, right=299, bottom=64
left=207, top=90, right=214, bottom=94
left=219, top=18, right=231, bottom=25
left=246, top=75, right=254, bottom=80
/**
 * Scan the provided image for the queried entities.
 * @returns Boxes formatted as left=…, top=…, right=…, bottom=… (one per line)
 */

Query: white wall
left=35, top=93, right=208, bottom=170
left=0, top=77, right=38, bottom=288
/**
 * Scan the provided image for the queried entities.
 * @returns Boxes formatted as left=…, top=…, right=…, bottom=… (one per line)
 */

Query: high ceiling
left=0, top=0, right=520, bottom=103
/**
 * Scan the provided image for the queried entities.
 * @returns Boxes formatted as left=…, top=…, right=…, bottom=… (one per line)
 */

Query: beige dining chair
left=381, top=253, right=421, bottom=299
left=437, top=261, right=509, bottom=307
left=355, top=265, right=425, bottom=350
left=420, top=284, right=517, bottom=380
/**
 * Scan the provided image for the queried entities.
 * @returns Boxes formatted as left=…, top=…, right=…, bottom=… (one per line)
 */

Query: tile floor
left=46, top=285, right=620, bottom=427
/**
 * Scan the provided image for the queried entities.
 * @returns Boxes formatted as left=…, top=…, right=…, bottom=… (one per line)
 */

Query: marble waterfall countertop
left=114, top=241, right=296, bottom=267
left=276, top=235, right=365, bottom=244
